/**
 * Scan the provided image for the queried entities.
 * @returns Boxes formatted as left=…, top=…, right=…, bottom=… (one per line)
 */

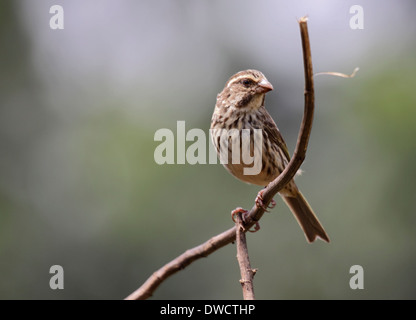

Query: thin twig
left=315, top=67, right=359, bottom=78
left=235, top=213, right=256, bottom=300
left=125, top=16, right=314, bottom=300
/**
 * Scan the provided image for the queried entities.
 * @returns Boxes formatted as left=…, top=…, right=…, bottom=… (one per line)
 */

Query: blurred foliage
left=1, top=0, right=416, bottom=299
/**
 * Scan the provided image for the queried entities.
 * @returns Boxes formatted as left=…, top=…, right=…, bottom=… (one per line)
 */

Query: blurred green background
left=1, top=0, right=416, bottom=299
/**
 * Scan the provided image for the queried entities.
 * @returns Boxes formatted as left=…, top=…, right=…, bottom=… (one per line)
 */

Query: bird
left=210, top=69, right=329, bottom=243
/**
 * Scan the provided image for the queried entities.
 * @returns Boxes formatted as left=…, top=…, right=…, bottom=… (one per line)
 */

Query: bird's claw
left=255, top=189, right=276, bottom=212
left=231, top=207, right=260, bottom=233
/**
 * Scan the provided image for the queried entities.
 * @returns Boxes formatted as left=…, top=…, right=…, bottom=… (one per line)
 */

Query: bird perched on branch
left=211, top=69, right=329, bottom=243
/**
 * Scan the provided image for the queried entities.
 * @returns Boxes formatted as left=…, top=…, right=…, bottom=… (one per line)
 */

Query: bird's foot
left=255, top=189, right=276, bottom=212
left=231, top=207, right=260, bottom=233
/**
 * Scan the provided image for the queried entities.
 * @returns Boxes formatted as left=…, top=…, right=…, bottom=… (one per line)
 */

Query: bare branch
left=125, top=16, right=314, bottom=300
left=125, top=227, right=236, bottom=300
left=235, top=212, right=256, bottom=300
left=245, top=16, right=315, bottom=225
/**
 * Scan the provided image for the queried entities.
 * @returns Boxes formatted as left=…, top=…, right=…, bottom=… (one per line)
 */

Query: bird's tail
left=282, top=191, right=330, bottom=243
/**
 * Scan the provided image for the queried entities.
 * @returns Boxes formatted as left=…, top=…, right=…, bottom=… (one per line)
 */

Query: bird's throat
left=237, top=93, right=265, bottom=111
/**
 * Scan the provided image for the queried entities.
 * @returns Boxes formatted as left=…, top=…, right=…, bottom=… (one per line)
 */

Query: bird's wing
left=261, top=109, right=291, bottom=162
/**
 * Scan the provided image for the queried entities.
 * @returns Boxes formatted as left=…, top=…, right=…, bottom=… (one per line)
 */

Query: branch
left=235, top=212, right=256, bottom=300
left=247, top=16, right=315, bottom=224
left=125, top=16, right=314, bottom=300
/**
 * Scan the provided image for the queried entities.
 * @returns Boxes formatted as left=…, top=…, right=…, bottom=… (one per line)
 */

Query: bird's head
left=218, top=69, right=273, bottom=111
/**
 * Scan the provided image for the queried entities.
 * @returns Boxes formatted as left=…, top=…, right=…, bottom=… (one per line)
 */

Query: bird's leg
left=231, top=207, right=260, bottom=232
left=255, top=189, right=276, bottom=212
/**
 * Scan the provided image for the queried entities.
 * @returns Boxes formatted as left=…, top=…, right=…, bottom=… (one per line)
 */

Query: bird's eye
left=241, top=79, right=252, bottom=87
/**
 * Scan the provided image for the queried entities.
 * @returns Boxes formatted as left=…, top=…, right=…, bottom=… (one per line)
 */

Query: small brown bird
left=211, top=69, right=329, bottom=243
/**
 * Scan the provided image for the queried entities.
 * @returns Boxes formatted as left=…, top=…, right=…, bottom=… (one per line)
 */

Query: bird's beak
left=256, top=79, right=274, bottom=93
